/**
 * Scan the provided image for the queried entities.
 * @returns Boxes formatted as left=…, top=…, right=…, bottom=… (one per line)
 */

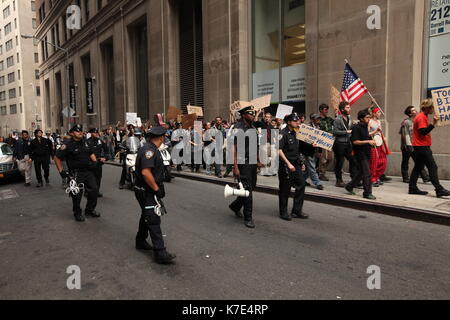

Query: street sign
left=62, top=106, right=76, bottom=118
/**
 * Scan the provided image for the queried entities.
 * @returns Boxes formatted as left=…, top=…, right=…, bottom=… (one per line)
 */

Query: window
left=10, top=104, right=17, bottom=114
left=4, top=23, right=11, bottom=36
left=32, top=18, right=37, bottom=29
left=3, top=6, right=10, bottom=19
left=31, top=1, right=36, bottom=12
left=36, top=86, right=40, bottom=96
left=17, top=69, right=20, bottom=80
left=20, top=103, right=22, bottom=113
left=35, top=70, right=40, bottom=79
left=34, top=52, right=39, bottom=63
left=0, top=106, right=6, bottom=115
left=16, top=53, right=19, bottom=63
left=0, top=91, right=6, bottom=101
left=0, top=61, right=4, bottom=71
left=0, top=45, right=2, bottom=55
left=18, top=87, right=21, bottom=96
left=6, top=56, right=13, bottom=67
left=5, top=40, right=13, bottom=51
left=14, top=18, right=17, bottom=29
left=0, top=76, right=4, bottom=86
left=9, top=88, right=16, bottom=99
left=8, top=72, right=15, bottom=83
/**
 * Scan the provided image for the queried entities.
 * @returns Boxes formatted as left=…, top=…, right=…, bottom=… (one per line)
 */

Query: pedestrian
left=54, top=125, right=100, bottom=222
left=13, top=130, right=33, bottom=186
left=408, top=99, right=450, bottom=198
left=333, top=101, right=358, bottom=187
left=278, top=113, right=308, bottom=221
left=134, top=126, right=176, bottom=265
left=345, top=109, right=377, bottom=200
left=228, top=105, right=261, bottom=229
left=318, top=104, right=334, bottom=181
left=400, top=106, right=430, bottom=183
left=30, top=129, right=53, bottom=187
left=87, top=128, right=108, bottom=197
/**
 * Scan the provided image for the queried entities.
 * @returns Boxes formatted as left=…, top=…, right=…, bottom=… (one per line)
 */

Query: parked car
left=0, top=142, right=20, bottom=181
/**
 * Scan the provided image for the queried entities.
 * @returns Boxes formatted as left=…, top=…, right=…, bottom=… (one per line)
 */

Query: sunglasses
left=245, top=111, right=256, bottom=116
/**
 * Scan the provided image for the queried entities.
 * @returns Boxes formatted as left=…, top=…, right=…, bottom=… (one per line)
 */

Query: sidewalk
left=106, top=160, right=450, bottom=225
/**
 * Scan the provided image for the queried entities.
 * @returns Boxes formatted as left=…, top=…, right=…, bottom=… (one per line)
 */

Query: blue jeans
left=304, top=156, right=322, bottom=186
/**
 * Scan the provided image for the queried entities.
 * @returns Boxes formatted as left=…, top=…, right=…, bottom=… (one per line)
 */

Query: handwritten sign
left=187, top=104, right=204, bottom=117
left=126, top=112, right=138, bottom=126
left=432, top=87, right=450, bottom=127
left=167, top=106, right=182, bottom=120
left=275, top=104, right=293, bottom=120
left=330, top=86, right=341, bottom=115
left=230, top=101, right=252, bottom=112
left=296, top=124, right=335, bottom=151
left=251, top=95, right=272, bottom=111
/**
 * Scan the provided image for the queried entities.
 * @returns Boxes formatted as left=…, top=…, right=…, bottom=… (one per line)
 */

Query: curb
left=105, top=162, right=450, bottom=226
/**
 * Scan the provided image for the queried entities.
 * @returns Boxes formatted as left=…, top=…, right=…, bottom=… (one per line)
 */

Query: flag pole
left=344, top=59, right=386, bottom=116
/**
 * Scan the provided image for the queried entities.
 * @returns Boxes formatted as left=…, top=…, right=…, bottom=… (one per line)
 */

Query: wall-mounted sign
left=281, top=64, right=306, bottom=102
left=86, top=78, right=94, bottom=114
left=69, top=85, right=77, bottom=115
left=252, top=69, right=279, bottom=102
left=428, top=30, right=450, bottom=89
left=430, top=0, right=450, bottom=37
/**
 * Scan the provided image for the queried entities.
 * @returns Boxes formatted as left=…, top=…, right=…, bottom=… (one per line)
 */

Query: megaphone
left=224, top=183, right=250, bottom=198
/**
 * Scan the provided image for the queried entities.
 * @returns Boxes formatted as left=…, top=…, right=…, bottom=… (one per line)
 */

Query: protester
left=345, top=109, right=377, bottom=200
left=30, top=129, right=53, bottom=187
left=301, top=114, right=324, bottom=190
left=333, top=102, right=358, bottom=187
left=400, top=106, right=430, bottom=184
left=13, top=131, right=33, bottom=186
left=368, top=106, right=387, bottom=187
left=408, top=99, right=450, bottom=198
left=318, top=104, right=334, bottom=181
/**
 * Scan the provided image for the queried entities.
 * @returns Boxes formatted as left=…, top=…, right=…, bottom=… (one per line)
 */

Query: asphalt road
left=0, top=164, right=449, bottom=300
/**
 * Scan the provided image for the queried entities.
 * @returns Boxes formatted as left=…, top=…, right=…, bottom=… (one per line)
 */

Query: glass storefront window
left=252, top=0, right=306, bottom=113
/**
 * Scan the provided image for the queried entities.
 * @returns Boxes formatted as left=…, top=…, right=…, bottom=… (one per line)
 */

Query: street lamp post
left=21, top=34, right=71, bottom=133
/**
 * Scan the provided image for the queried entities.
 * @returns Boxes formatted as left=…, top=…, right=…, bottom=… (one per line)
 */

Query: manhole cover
left=0, top=189, right=19, bottom=201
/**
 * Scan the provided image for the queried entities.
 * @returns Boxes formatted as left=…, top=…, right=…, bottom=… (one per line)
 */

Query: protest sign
left=182, top=114, right=198, bottom=129
left=126, top=112, right=138, bottom=126
left=251, top=95, right=272, bottom=111
left=167, top=106, right=182, bottom=120
left=432, top=87, right=450, bottom=127
left=230, top=101, right=252, bottom=112
left=275, top=104, right=293, bottom=120
left=136, top=117, right=142, bottom=128
left=296, top=124, right=335, bottom=151
left=330, top=86, right=341, bottom=114
left=187, top=104, right=204, bottom=117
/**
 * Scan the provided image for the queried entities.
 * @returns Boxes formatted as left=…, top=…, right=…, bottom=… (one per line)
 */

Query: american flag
left=340, top=63, right=368, bottom=105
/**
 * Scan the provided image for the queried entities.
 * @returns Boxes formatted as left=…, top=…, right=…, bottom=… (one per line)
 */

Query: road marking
left=0, top=189, right=19, bottom=201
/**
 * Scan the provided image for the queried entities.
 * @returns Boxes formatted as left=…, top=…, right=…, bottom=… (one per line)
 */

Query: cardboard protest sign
left=187, top=104, right=204, bottom=117
left=330, top=86, right=341, bottom=114
left=136, top=117, right=142, bottom=127
left=177, top=114, right=183, bottom=123
left=167, top=106, right=182, bottom=120
left=230, top=101, right=252, bottom=112
left=182, top=114, right=198, bottom=129
left=126, top=112, right=138, bottom=126
left=432, top=87, right=450, bottom=127
left=296, top=124, right=335, bottom=151
left=275, top=104, right=293, bottom=120
left=251, top=95, right=272, bottom=111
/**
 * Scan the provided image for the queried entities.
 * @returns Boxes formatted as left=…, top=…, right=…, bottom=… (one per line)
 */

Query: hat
left=70, top=124, right=83, bottom=133
left=88, top=128, right=99, bottom=134
left=238, top=105, right=255, bottom=115
left=145, top=126, right=167, bottom=138
left=310, top=113, right=321, bottom=121
left=284, top=113, right=300, bottom=123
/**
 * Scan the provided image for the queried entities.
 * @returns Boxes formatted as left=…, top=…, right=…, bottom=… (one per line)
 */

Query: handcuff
left=65, top=177, right=84, bottom=196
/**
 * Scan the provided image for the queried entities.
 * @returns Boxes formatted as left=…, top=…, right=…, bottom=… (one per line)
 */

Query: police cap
left=145, top=126, right=167, bottom=138
left=238, top=105, right=256, bottom=115
left=284, top=113, right=300, bottom=123
left=70, top=124, right=83, bottom=133
left=88, top=128, right=99, bottom=134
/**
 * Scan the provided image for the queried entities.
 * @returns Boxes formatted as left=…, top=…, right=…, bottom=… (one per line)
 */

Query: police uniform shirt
left=233, top=119, right=258, bottom=162
left=87, top=137, right=107, bottom=158
left=56, top=139, right=94, bottom=170
left=135, top=143, right=164, bottom=190
left=279, top=127, right=300, bottom=162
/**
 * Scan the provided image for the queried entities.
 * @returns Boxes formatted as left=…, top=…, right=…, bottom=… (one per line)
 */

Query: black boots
left=136, top=238, right=153, bottom=251
left=154, top=250, right=176, bottom=265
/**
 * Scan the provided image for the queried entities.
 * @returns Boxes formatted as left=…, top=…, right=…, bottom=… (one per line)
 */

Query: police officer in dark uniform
left=87, top=128, right=108, bottom=197
left=229, top=105, right=260, bottom=229
left=278, top=113, right=308, bottom=221
left=54, top=125, right=100, bottom=222
left=134, top=126, right=176, bottom=265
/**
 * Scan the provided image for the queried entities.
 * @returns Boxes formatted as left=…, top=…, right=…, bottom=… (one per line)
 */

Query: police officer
left=134, top=126, right=176, bottom=265
left=229, top=105, right=261, bottom=229
left=278, top=113, right=308, bottom=221
left=54, top=125, right=100, bottom=222
left=87, top=128, right=108, bottom=197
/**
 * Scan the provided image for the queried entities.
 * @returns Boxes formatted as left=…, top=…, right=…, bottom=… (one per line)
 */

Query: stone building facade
left=35, top=0, right=449, bottom=177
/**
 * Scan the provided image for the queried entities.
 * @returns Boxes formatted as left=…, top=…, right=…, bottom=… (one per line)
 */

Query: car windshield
left=0, top=144, right=13, bottom=156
